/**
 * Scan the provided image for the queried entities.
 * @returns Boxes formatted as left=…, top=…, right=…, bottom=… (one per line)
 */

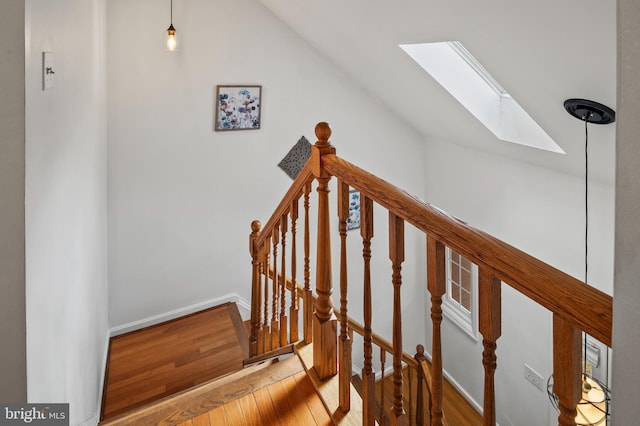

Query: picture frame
left=215, top=85, right=262, bottom=131
left=347, top=190, right=361, bottom=231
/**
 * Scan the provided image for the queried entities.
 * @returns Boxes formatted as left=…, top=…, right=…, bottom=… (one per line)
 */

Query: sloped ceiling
left=258, top=0, right=616, bottom=184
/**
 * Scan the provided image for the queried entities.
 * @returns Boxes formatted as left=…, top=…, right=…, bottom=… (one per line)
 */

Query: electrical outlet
left=585, top=361, right=593, bottom=377
left=524, top=363, right=545, bottom=392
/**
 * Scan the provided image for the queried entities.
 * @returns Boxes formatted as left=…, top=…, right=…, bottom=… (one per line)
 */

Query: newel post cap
left=315, top=122, right=332, bottom=146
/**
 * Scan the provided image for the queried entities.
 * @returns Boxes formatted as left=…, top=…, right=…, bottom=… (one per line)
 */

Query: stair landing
left=99, top=353, right=332, bottom=426
left=101, top=303, right=249, bottom=420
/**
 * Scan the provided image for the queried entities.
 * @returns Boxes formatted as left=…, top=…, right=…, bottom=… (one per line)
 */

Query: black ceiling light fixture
left=547, top=98, right=615, bottom=425
left=564, top=98, right=616, bottom=125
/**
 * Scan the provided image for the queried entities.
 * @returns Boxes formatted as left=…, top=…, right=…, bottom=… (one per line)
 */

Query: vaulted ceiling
left=258, top=0, right=617, bottom=183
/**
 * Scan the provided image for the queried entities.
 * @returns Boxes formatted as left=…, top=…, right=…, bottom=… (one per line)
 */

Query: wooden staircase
left=100, top=121, right=613, bottom=426
left=100, top=353, right=331, bottom=425
left=245, top=122, right=613, bottom=426
left=99, top=301, right=479, bottom=426
left=99, top=303, right=338, bottom=425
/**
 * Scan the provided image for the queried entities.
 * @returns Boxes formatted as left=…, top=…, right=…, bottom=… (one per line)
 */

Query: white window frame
left=441, top=247, right=479, bottom=341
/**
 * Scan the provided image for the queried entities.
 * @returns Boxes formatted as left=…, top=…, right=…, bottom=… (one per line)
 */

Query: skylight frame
left=399, top=41, right=564, bottom=154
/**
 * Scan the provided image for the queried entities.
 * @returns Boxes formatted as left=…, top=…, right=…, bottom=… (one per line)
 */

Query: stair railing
left=249, top=122, right=613, bottom=426
left=339, top=308, right=435, bottom=425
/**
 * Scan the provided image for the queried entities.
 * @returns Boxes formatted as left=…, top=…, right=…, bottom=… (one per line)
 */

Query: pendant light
left=166, top=0, right=177, bottom=51
left=547, top=98, right=614, bottom=425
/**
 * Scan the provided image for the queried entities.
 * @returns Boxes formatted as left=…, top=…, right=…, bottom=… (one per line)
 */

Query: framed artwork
left=215, top=85, right=262, bottom=131
left=347, top=190, right=361, bottom=231
left=278, top=136, right=312, bottom=180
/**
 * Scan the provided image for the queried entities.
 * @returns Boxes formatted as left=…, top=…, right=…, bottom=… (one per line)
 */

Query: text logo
left=1, top=404, right=68, bottom=425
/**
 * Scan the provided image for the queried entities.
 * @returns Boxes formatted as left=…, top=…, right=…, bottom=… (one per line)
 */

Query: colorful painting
left=347, top=190, right=361, bottom=231
left=215, top=85, right=261, bottom=131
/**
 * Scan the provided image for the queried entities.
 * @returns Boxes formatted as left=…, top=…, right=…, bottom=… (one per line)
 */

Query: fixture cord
left=583, top=116, right=589, bottom=379
left=584, top=116, right=588, bottom=286
left=171, top=0, right=173, bottom=25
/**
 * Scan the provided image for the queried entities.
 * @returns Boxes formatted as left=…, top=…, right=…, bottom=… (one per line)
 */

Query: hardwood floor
left=101, top=303, right=249, bottom=420
left=100, top=342, right=332, bottom=425
left=100, top=304, right=332, bottom=426
left=170, top=370, right=332, bottom=426
left=100, top=302, right=477, bottom=425
left=352, top=365, right=482, bottom=425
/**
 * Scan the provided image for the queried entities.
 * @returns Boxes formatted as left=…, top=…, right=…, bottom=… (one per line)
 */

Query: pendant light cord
left=583, top=116, right=589, bottom=379
left=170, top=0, right=173, bottom=25
left=584, top=116, right=589, bottom=286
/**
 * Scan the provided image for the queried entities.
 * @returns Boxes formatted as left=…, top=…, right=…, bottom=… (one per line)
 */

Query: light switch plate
left=43, top=52, right=54, bottom=90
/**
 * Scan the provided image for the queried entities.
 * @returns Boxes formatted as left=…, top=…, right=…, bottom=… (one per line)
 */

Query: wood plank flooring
left=169, top=370, right=333, bottom=426
left=101, top=303, right=249, bottom=420
left=100, top=347, right=332, bottom=425
left=352, top=365, right=482, bottom=426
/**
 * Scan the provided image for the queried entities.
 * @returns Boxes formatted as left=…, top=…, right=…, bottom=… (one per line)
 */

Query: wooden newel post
left=249, top=220, right=262, bottom=358
left=311, top=122, right=338, bottom=380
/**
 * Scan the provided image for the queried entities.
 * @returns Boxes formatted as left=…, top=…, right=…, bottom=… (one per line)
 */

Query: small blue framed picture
left=215, top=85, right=261, bottom=131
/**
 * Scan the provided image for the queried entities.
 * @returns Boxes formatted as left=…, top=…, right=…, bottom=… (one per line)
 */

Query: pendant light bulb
left=166, top=0, right=177, bottom=51
left=166, top=24, right=177, bottom=51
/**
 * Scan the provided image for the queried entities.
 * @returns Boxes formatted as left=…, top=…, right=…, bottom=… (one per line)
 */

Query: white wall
left=422, top=139, right=614, bottom=425
left=25, top=1, right=109, bottom=424
left=0, top=0, right=27, bottom=402
left=107, top=0, right=426, bottom=345
left=613, top=0, right=640, bottom=423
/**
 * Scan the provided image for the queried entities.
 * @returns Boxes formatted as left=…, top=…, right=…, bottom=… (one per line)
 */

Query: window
left=442, top=247, right=479, bottom=340
left=399, top=41, right=565, bottom=154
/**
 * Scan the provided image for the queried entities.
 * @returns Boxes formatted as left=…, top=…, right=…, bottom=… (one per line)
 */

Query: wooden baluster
left=303, top=181, right=313, bottom=344
left=553, top=315, right=581, bottom=426
left=407, top=364, right=413, bottom=426
left=361, top=195, right=376, bottom=426
left=414, top=345, right=427, bottom=426
left=427, top=236, right=446, bottom=426
left=389, top=212, right=407, bottom=426
left=311, top=122, right=337, bottom=380
left=262, top=240, right=271, bottom=353
left=279, top=214, right=288, bottom=347
left=338, top=181, right=352, bottom=412
left=479, top=269, right=501, bottom=426
left=380, top=348, right=387, bottom=426
left=271, top=225, right=280, bottom=350
left=249, top=220, right=262, bottom=357
left=290, top=198, right=299, bottom=344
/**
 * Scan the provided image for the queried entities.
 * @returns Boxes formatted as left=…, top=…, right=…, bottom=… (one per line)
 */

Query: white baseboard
left=441, top=365, right=484, bottom=414
left=351, top=361, right=407, bottom=382
left=109, top=293, right=251, bottom=336
left=92, top=330, right=110, bottom=425
left=420, top=351, right=490, bottom=422
left=78, top=413, right=99, bottom=426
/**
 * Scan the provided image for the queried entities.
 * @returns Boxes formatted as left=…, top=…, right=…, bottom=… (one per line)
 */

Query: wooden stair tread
left=99, top=354, right=305, bottom=425
left=295, top=342, right=366, bottom=426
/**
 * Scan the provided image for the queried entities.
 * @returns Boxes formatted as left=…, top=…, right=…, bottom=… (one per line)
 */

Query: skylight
left=400, top=42, right=564, bottom=154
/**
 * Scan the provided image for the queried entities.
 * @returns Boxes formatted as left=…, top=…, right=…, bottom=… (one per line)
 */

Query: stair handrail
left=249, top=122, right=613, bottom=426
left=322, top=154, right=612, bottom=346
left=253, top=162, right=314, bottom=249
